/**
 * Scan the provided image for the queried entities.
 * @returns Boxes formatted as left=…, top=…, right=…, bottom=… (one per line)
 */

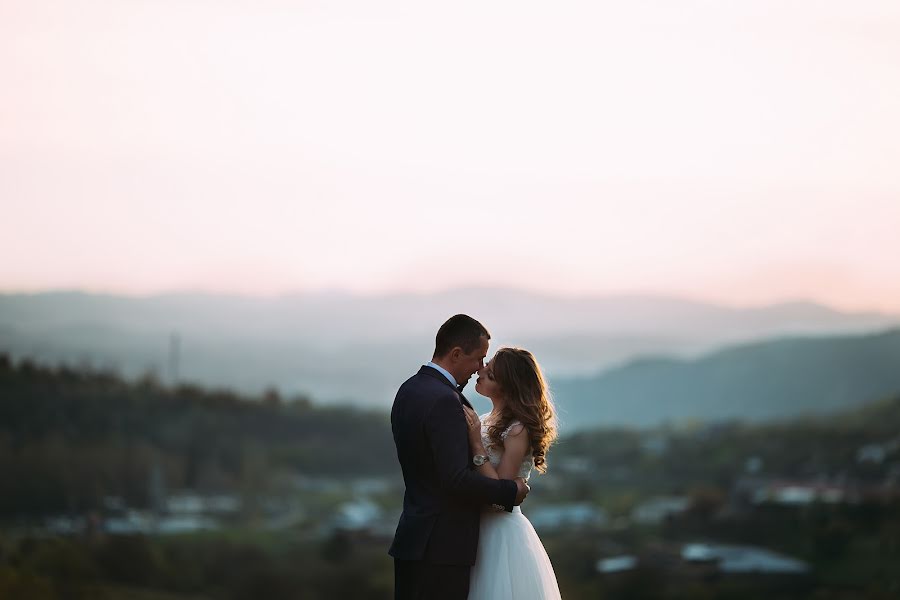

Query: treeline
left=4, top=349, right=898, bottom=519
left=556, top=393, right=900, bottom=492
left=0, top=354, right=395, bottom=518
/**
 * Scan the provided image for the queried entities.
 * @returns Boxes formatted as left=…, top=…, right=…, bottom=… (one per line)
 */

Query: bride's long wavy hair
left=484, top=347, right=558, bottom=474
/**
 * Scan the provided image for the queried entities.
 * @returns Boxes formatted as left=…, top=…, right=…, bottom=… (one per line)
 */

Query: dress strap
left=501, top=420, right=524, bottom=440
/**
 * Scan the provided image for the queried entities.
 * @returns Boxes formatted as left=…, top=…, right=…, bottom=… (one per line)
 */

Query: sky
left=2, top=0, right=899, bottom=311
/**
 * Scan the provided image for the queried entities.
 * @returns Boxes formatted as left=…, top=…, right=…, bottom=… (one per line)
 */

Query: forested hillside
left=0, top=354, right=394, bottom=518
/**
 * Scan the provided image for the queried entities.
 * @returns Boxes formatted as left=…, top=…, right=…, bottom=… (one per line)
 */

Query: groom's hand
left=513, top=477, right=530, bottom=505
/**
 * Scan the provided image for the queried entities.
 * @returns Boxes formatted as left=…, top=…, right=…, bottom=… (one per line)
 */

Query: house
left=596, top=555, right=638, bottom=574
left=631, top=496, right=690, bottom=525
left=682, top=543, right=809, bottom=575
left=332, top=498, right=383, bottom=531
left=752, top=481, right=852, bottom=505
left=527, top=503, right=608, bottom=531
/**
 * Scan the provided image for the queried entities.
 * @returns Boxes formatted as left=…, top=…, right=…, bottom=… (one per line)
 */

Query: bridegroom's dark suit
left=390, top=365, right=518, bottom=600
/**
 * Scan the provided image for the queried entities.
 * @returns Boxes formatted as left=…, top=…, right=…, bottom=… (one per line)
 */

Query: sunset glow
left=2, top=1, right=899, bottom=311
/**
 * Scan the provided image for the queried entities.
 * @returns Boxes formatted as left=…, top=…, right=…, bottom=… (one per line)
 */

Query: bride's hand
left=462, top=406, right=484, bottom=451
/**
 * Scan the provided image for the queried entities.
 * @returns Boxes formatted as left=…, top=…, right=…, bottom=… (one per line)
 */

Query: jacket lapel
left=418, top=365, right=472, bottom=408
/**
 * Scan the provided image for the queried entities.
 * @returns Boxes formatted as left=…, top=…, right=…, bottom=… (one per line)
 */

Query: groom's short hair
left=433, top=314, right=490, bottom=358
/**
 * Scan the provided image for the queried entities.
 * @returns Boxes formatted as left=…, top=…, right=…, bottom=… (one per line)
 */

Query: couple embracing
left=389, top=314, right=562, bottom=600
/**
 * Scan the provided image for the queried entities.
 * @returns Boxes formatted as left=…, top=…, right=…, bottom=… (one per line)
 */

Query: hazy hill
left=552, top=328, right=900, bottom=430
left=1, top=289, right=895, bottom=407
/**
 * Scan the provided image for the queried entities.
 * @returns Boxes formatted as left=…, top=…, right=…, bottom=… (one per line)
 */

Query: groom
left=389, top=314, right=529, bottom=600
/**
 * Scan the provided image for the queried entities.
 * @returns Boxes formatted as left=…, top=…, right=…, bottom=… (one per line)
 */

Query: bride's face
left=474, top=358, right=503, bottom=401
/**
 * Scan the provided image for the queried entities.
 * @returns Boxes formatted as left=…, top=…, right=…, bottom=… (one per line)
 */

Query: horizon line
left=1, top=285, right=896, bottom=316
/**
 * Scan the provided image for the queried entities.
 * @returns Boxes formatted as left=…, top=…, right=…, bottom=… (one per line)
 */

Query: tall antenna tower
left=168, top=332, right=181, bottom=386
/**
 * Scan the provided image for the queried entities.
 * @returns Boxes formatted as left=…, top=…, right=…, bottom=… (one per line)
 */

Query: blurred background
left=2, top=1, right=900, bottom=599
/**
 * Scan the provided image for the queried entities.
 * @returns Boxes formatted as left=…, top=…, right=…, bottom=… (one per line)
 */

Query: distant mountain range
left=1, top=289, right=897, bottom=410
left=552, top=328, right=900, bottom=431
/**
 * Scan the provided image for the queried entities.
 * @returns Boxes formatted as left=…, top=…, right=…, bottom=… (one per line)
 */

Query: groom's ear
left=449, top=347, right=462, bottom=362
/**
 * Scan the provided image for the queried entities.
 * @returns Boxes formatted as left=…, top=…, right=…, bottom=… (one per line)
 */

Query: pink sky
left=2, top=1, right=899, bottom=311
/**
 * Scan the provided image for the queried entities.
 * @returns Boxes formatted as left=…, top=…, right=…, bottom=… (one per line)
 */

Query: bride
left=462, top=347, right=562, bottom=600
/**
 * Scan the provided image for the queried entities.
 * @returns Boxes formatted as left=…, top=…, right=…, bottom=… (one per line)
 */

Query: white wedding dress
left=468, top=415, right=562, bottom=600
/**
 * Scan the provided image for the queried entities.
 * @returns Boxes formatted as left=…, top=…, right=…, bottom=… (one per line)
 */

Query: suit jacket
left=388, top=365, right=517, bottom=565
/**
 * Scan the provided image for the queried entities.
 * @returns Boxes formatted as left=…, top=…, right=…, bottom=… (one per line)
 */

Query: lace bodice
left=480, top=413, right=534, bottom=481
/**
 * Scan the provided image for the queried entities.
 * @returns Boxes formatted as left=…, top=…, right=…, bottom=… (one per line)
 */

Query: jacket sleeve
left=424, top=394, right=518, bottom=512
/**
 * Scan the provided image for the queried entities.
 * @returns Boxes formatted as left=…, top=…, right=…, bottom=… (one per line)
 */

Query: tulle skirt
left=468, top=506, right=562, bottom=600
